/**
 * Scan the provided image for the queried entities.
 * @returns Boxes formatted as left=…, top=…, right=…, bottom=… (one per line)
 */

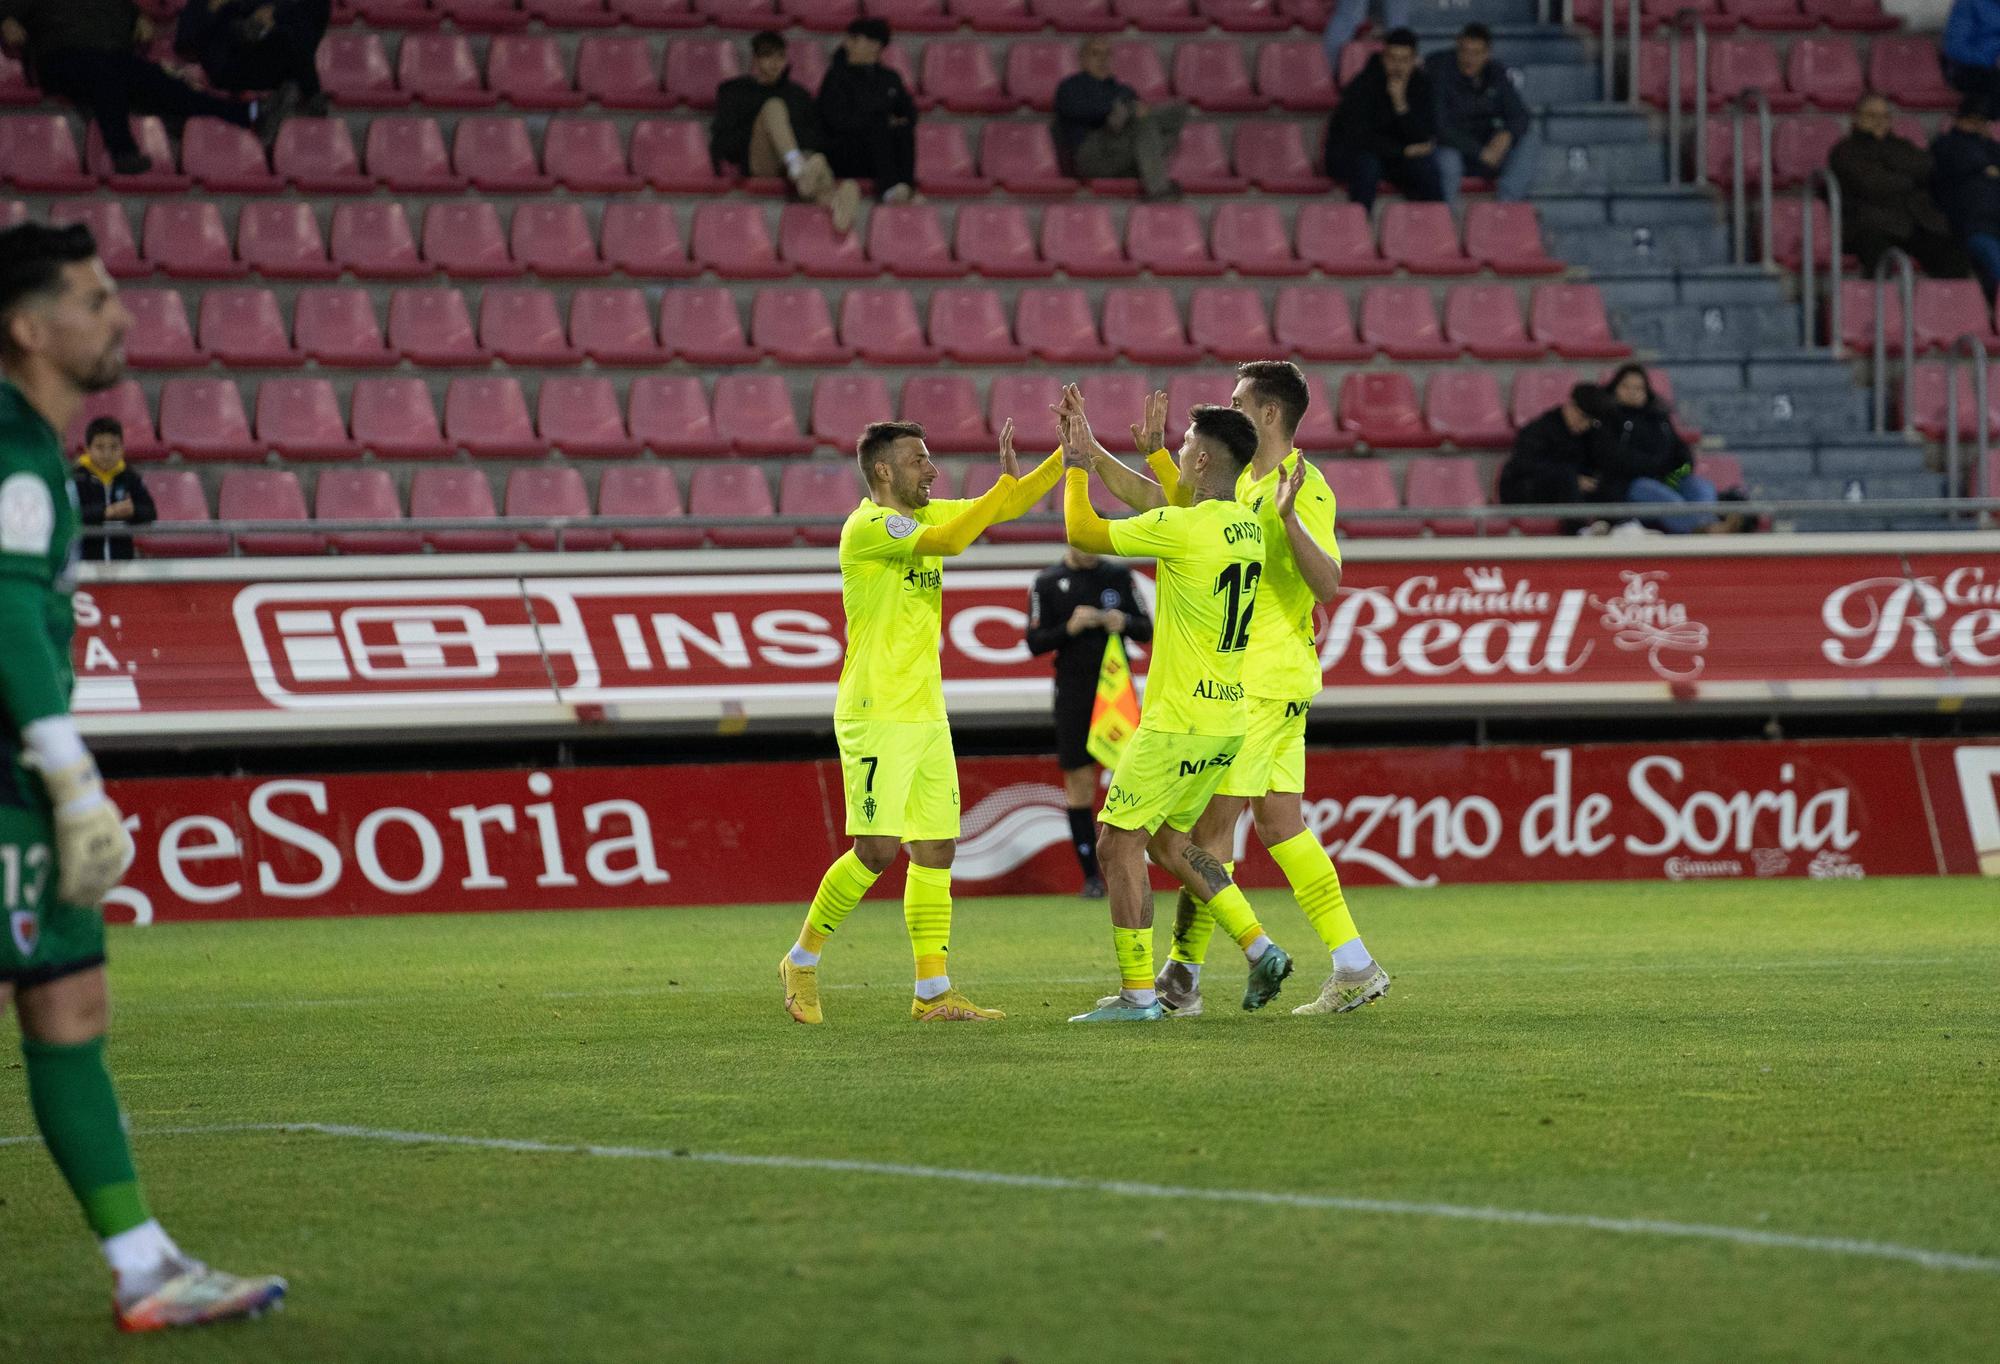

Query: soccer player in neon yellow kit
left=780, top=418, right=1062, bottom=1024
left=1056, top=389, right=1295, bottom=1022
left=1091, top=362, right=1390, bottom=1017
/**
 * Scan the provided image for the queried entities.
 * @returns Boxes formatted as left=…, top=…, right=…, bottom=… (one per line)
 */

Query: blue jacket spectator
left=1425, top=24, right=1536, bottom=206
left=1944, top=0, right=2000, bottom=116
left=1930, top=99, right=2000, bottom=297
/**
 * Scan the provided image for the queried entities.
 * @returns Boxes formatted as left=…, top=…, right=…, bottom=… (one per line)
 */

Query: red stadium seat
left=1710, top=37, right=1801, bottom=110
left=438, top=0, right=532, bottom=29
left=1913, top=279, right=2000, bottom=352
left=257, top=378, right=355, bottom=461
left=1319, top=458, right=1402, bottom=535
left=1787, top=37, right=1864, bottom=110
left=868, top=203, right=962, bottom=277
left=953, top=0, right=1040, bottom=30
left=480, top=286, right=579, bottom=364
left=389, top=287, right=488, bottom=365
left=546, top=117, right=641, bottom=191
left=1005, top=40, right=1078, bottom=112
left=1464, top=202, right=1561, bottom=275
left=863, top=0, right=955, bottom=27
left=316, top=31, right=406, bottom=108
left=662, top=286, right=757, bottom=362
left=692, top=202, right=786, bottom=278
left=664, top=38, right=744, bottom=109
left=510, top=466, right=612, bottom=550
left=778, top=462, right=861, bottom=547
left=295, top=287, right=392, bottom=367
left=1423, top=370, right=1513, bottom=449
left=142, top=202, right=244, bottom=279
left=1040, top=203, right=1134, bottom=277
left=689, top=462, right=789, bottom=548
left=613, top=0, right=705, bottom=24
left=199, top=287, right=297, bottom=368
left=783, top=38, right=829, bottom=94
left=1115, top=0, right=1203, bottom=29
left=1767, top=197, right=1833, bottom=269
left=445, top=376, right=542, bottom=457
left=1696, top=451, right=1746, bottom=495
left=1444, top=284, right=1543, bottom=360
left=1726, top=0, right=1810, bottom=29
left=1256, top=39, right=1336, bottom=111
left=1078, top=374, right=1150, bottom=435
left=1273, top=284, right=1369, bottom=360
left=1404, top=455, right=1492, bottom=534
left=981, top=123, right=1070, bottom=192
left=1296, top=202, right=1388, bottom=274
left=953, top=202, right=1049, bottom=277
left=3, top=115, right=91, bottom=191
left=1035, top=0, right=1120, bottom=28
left=70, top=382, right=163, bottom=459
left=1211, top=202, right=1306, bottom=276
left=273, top=118, right=371, bottom=192
left=1530, top=284, right=1632, bottom=358
left=49, top=201, right=142, bottom=278
left=629, top=375, right=729, bottom=456
left=1771, top=115, right=1843, bottom=188
left=1868, top=37, right=1956, bottom=109
left=899, top=375, right=991, bottom=452
left=316, top=467, right=421, bottom=555
left=488, top=34, right=585, bottom=108
left=713, top=374, right=807, bottom=453
left=930, top=287, right=1025, bottom=362
left=1104, top=286, right=1200, bottom=364
left=411, top=467, right=513, bottom=552
left=1107, top=40, right=1170, bottom=104
left=962, top=457, right=1057, bottom=541
left=182, top=118, right=280, bottom=192
left=1126, top=203, right=1222, bottom=276
left=1172, top=40, right=1259, bottom=112
left=1206, top=0, right=1288, bottom=29
left=1360, top=284, right=1458, bottom=360
left=1164, top=374, right=1234, bottom=444
left=601, top=201, right=698, bottom=277
left=1188, top=286, right=1276, bottom=358
left=397, top=33, right=496, bottom=108
left=220, top=469, right=323, bottom=555
left=1509, top=366, right=1581, bottom=427
left=841, top=287, right=937, bottom=363
left=235, top=201, right=337, bottom=279
left=632, top=119, right=729, bottom=191
left=85, top=117, right=189, bottom=190
left=512, top=201, right=609, bottom=277
left=1804, top=0, right=1894, bottom=28
left=706, top=0, right=781, bottom=27
left=1236, top=122, right=1330, bottom=193
left=1338, top=372, right=1435, bottom=448
left=351, top=378, right=452, bottom=458
left=1017, top=287, right=1113, bottom=363
left=752, top=286, right=850, bottom=363
left=366, top=116, right=465, bottom=191
left=922, top=40, right=1011, bottom=112
left=811, top=374, right=894, bottom=451
left=599, top=465, right=700, bottom=551
left=161, top=378, right=262, bottom=460
left=570, top=287, right=663, bottom=364
left=915, top=123, right=991, bottom=195
left=579, top=36, right=670, bottom=108
left=134, top=469, right=223, bottom=557
left=0, top=52, right=36, bottom=107
left=1168, top=122, right=1246, bottom=193
left=1636, top=38, right=1698, bottom=110
left=1903, top=361, right=2000, bottom=439
left=1380, top=202, right=1474, bottom=274
left=123, top=289, right=207, bottom=369
left=781, top=203, right=875, bottom=278
left=422, top=200, right=518, bottom=278
left=454, top=116, right=552, bottom=191
left=989, top=374, right=1063, bottom=450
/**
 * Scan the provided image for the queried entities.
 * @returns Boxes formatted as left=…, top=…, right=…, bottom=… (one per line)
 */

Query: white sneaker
left=1291, top=961, right=1391, bottom=1016
left=1094, top=961, right=1202, bottom=1017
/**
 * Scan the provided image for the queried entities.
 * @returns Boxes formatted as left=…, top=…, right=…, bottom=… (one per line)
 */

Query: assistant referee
left=1026, top=547, right=1152, bottom=897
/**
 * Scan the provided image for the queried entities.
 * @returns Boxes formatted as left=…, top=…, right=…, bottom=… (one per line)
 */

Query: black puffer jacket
left=709, top=71, right=821, bottom=171
left=1594, top=403, right=1693, bottom=503
left=816, top=50, right=916, bottom=143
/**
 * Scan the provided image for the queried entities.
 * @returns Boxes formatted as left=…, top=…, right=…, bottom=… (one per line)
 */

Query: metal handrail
left=1798, top=169, right=1844, bottom=356
left=1872, top=248, right=1917, bottom=433
left=1944, top=334, right=1991, bottom=520
left=1627, top=0, right=1642, bottom=108
left=1664, top=11, right=1710, bottom=190
left=1602, top=0, right=1616, bottom=106
left=1727, top=90, right=1773, bottom=266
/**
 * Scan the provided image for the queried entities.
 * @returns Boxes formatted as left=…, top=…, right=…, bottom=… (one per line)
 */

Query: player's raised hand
left=1274, top=456, right=1308, bottom=520
left=1131, top=389, right=1168, bottom=455
left=1058, top=407, right=1090, bottom=468
left=997, top=417, right=1019, bottom=478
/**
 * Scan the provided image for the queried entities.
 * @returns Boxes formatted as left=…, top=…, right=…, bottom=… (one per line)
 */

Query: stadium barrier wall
left=101, top=739, right=1998, bottom=925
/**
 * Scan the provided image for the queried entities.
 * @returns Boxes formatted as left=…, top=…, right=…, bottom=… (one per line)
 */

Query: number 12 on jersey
left=1214, top=562, right=1261, bottom=652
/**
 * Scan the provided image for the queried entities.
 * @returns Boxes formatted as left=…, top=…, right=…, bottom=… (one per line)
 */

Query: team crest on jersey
left=0, top=473, right=54, bottom=555
left=1099, top=588, right=1120, bottom=608
left=9, top=909, right=38, bottom=959
left=885, top=514, right=918, bottom=539
left=862, top=796, right=878, bottom=821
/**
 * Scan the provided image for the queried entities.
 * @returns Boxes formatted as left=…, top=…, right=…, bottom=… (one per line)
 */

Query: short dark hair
left=846, top=16, right=891, bottom=44
left=0, top=222, right=100, bottom=351
left=856, top=420, right=924, bottom=486
left=1187, top=405, right=1258, bottom=470
left=749, top=30, right=786, bottom=58
left=1383, top=27, right=1420, bottom=50
left=1459, top=22, right=1493, bottom=44
left=1569, top=383, right=1612, bottom=422
left=1234, top=360, right=1310, bottom=440
left=84, top=416, right=124, bottom=444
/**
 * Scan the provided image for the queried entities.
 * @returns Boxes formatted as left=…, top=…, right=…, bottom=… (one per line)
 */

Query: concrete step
left=1815, top=445, right=1934, bottom=478
left=1543, top=106, right=1658, bottom=145
left=1678, top=387, right=1872, bottom=442
left=1552, top=222, right=1729, bottom=271
left=1732, top=450, right=1818, bottom=480
left=1613, top=301, right=1804, bottom=357
left=1410, top=0, right=1546, bottom=25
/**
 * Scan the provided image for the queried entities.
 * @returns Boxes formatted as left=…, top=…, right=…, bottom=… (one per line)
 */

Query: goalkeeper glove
left=22, top=720, right=134, bottom=907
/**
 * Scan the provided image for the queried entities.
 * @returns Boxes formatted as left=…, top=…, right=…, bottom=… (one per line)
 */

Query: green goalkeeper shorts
left=0, top=768, right=107, bottom=989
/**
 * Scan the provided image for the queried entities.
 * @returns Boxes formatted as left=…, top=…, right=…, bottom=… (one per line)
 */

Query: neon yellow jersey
left=834, top=495, right=973, bottom=722
left=1106, top=498, right=1265, bottom=737
left=1235, top=450, right=1339, bottom=702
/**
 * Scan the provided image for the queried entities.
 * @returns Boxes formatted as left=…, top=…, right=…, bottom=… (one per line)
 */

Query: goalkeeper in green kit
left=0, top=223, right=285, bottom=1332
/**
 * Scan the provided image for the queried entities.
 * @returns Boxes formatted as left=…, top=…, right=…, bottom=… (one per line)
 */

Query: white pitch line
left=3, top=1121, right=1995, bottom=1276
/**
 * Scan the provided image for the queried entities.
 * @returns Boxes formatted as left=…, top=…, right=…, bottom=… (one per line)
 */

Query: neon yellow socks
left=1203, top=881, right=1272, bottom=961
left=792, top=850, right=880, bottom=964
left=1268, top=830, right=1367, bottom=964
left=1167, top=861, right=1235, bottom=970
left=22, top=1036, right=150, bottom=1239
left=904, top=862, right=953, bottom=998
left=1113, top=925, right=1154, bottom=1002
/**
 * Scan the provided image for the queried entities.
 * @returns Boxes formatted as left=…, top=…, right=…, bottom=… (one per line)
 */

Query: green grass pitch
left=2, top=878, right=1996, bottom=1363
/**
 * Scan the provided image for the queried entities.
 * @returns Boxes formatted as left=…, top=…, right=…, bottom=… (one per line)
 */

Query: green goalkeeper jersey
left=0, top=380, right=81, bottom=771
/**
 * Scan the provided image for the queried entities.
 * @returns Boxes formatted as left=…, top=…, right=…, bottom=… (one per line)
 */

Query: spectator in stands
left=1498, top=383, right=1611, bottom=524
left=1595, top=364, right=1719, bottom=534
left=1426, top=23, right=1536, bottom=207
left=0, top=0, right=284, bottom=175
left=1323, top=28, right=1443, bottom=211
left=817, top=18, right=919, bottom=205
left=1832, top=94, right=1967, bottom=277
left=712, top=30, right=862, bottom=233
left=1323, top=0, right=1409, bottom=85
left=72, top=416, right=155, bottom=562
left=1054, top=34, right=1188, bottom=201
left=1930, top=96, right=2000, bottom=300
left=1942, top=0, right=2000, bottom=118
left=172, top=0, right=330, bottom=119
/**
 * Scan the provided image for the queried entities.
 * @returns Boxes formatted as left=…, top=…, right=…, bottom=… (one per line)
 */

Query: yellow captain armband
left=1063, top=468, right=1116, bottom=555
left=911, top=474, right=1016, bottom=556
left=1145, top=448, right=1190, bottom=507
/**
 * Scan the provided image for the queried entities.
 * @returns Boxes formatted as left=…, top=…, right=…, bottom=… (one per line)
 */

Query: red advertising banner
left=100, top=739, right=1995, bottom=925
left=69, top=551, right=2000, bottom=732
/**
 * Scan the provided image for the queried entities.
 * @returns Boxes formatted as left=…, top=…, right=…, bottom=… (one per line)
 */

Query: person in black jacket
left=1027, top=548, right=1153, bottom=898
left=1054, top=33, right=1188, bottom=200
left=1930, top=97, right=2000, bottom=299
left=73, top=417, right=155, bottom=561
left=1323, top=28, right=1443, bottom=210
left=1426, top=23, right=1536, bottom=206
left=1497, top=383, right=1611, bottom=527
left=172, top=0, right=329, bottom=116
left=816, top=17, right=918, bottom=204
left=710, top=30, right=861, bottom=233
left=1595, top=364, right=1719, bottom=534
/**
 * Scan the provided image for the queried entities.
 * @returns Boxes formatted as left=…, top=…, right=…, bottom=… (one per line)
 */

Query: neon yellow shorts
left=1100, top=724, right=1245, bottom=835
left=835, top=718, right=961, bottom=842
left=1217, top=695, right=1312, bottom=798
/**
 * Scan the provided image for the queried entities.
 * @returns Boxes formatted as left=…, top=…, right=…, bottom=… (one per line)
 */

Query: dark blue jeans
left=1327, top=147, right=1444, bottom=211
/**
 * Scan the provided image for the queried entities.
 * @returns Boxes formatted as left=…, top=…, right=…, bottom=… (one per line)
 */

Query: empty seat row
left=1837, top=278, right=2000, bottom=355
left=1639, top=35, right=1959, bottom=112
left=1903, top=360, right=2000, bottom=439
left=51, top=193, right=1557, bottom=282
left=1573, top=0, right=1890, bottom=29
left=1700, top=108, right=1935, bottom=188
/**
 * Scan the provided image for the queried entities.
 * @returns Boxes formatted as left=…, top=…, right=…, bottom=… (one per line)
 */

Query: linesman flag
left=1086, top=634, right=1142, bottom=769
